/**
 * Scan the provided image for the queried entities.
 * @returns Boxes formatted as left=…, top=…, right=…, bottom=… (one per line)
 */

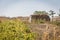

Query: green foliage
left=35, top=19, right=45, bottom=24
left=52, top=21, right=60, bottom=26
left=34, top=11, right=48, bottom=15
left=0, top=19, right=36, bottom=40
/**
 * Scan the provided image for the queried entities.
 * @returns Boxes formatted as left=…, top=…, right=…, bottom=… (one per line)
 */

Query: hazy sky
left=0, top=0, right=60, bottom=17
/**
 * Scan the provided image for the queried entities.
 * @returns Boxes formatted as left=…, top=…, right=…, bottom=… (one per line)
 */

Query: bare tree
left=49, top=10, right=55, bottom=22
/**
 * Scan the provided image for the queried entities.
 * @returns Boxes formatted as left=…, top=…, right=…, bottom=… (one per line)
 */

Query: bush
left=54, top=21, right=60, bottom=26
left=36, top=19, right=45, bottom=24
left=0, top=19, right=36, bottom=40
left=50, top=21, right=60, bottom=26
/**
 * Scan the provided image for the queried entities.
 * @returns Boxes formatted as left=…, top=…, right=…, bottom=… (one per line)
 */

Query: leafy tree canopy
left=34, top=11, right=48, bottom=15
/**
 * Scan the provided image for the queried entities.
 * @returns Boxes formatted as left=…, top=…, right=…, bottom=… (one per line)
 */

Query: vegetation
left=0, top=10, right=60, bottom=40
left=49, top=10, right=55, bottom=22
left=34, top=11, right=48, bottom=15
left=36, top=19, right=45, bottom=24
left=0, top=19, right=36, bottom=40
left=50, top=21, right=60, bottom=26
left=58, top=9, right=60, bottom=16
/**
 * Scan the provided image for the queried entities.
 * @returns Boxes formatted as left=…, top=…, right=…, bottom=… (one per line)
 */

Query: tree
left=49, top=10, right=55, bottom=22
left=58, top=9, right=60, bottom=16
left=58, top=14, right=60, bottom=16
left=34, top=11, right=48, bottom=15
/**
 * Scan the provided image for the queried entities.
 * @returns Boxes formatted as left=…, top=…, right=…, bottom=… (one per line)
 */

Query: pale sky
left=0, top=0, right=60, bottom=17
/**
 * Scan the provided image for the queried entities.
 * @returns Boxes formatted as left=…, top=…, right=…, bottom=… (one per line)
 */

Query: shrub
left=36, top=19, right=45, bottom=24
left=50, top=21, right=60, bottom=26
left=0, top=19, right=36, bottom=40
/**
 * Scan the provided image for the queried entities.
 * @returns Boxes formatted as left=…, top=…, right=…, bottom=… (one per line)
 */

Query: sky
left=0, top=0, right=60, bottom=17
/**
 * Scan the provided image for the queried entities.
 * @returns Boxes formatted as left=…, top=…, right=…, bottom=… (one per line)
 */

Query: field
left=0, top=19, right=60, bottom=40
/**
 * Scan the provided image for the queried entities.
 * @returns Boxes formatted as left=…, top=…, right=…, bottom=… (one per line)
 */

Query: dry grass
left=28, top=23, right=60, bottom=40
